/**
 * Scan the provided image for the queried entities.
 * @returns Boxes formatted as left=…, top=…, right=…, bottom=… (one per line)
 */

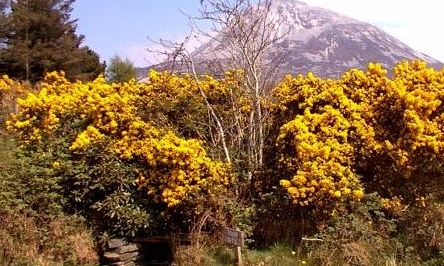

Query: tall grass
left=0, top=132, right=98, bottom=265
left=174, top=244, right=309, bottom=266
left=0, top=210, right=98, bottom=265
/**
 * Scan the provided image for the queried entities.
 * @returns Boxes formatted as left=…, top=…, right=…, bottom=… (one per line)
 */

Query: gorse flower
left=4, top=60, right=443, bottom=211
left=274, top=60, right=444, bottom=208
left=5, top=71, right=232, bottom=208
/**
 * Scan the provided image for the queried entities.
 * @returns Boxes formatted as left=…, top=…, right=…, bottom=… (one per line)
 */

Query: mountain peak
left=142, top=0, right=442, bottom=79
left=258, top=0, right=443, bottom=76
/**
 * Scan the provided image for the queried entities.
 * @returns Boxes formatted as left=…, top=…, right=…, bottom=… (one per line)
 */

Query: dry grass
left=174, top=245, right=214, bottom=266
left=173, top=243, right=308, bottom=266
left=69, top=231, right=99, bottom=265
left=0, top=210, right=98, bottom=265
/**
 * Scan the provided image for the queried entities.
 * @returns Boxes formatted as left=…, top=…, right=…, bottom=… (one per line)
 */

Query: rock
left=104, top=252, right=120, bottom=262
left=110, top=261, right=136, bottom=266
left=108, top=238, right=127, bottom=249
left=104, top=251, right=138, bottom=262
left=119, top=251, right=139, bottom=262
left=116, top=244, right=140, bottom=254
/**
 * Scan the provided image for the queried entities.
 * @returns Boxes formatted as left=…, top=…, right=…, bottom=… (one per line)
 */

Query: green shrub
left=0, top=134, right=64, bottom=216
left=397, top=203, right=444, bottom=261
left=61, top=145, right=154, bottom=237
left=307, top=193, right=398, bottom=265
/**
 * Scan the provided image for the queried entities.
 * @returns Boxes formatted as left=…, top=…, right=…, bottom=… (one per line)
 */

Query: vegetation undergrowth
left=0, top=133, right=99, bottom=265
left=0, top=210, right=98, bottom=266
left=1, top=61, right=444, bottom=265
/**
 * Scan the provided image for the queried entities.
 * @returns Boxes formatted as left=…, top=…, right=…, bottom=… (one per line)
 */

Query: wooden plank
left=234, top=246, right=242, bottom=265
left=223, top=228, right=244, bottom=265
left=223, top=228, right=244, bottom=247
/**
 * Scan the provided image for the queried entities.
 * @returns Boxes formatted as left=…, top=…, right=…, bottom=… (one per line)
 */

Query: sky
left=72, top=0, right=444, bottom=68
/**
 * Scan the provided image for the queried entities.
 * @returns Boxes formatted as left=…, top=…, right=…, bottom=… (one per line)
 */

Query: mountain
left=266, top=0, right=442, bottom=77
left=138, top=0, right=443, bottom=79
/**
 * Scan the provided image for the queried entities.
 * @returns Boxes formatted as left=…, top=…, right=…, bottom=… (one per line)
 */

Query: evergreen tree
left=0, top=0, right=104, bottom=82
left=0, top=0, right=10, bottom=49
left=0, top=1, right=10, bottom=73
left=75, top=46, right=106, bottom=81
left=105, top=55, right=137, bottom=83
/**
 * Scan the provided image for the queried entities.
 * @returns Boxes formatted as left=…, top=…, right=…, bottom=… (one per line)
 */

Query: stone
left=119, top=251, right=139, bottom=262
left=116, top=244, right=140, bottom=254
left=104, top=251, right=139, bottom=263
left=104, top=252, right=120, bottom=262
left=108, top=238, right=127, bottom=249
left=110, top=262, right=136, bottom=266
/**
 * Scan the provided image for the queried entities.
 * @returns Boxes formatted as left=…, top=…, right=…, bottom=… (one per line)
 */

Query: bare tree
left=195, top=0, right=286, bottom=175
left=153, top=37, right=232, bottom=164
left=153, top=0, right=286, bottom=177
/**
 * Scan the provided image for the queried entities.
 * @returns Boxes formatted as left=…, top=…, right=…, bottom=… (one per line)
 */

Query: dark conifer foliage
left=0, top=0, right=11, bottom=71
left=0, top=0, right=104, bottom=82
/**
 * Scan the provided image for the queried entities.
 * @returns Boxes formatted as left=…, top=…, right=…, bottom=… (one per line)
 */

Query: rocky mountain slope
left=139, top=0, right=442, bottom=79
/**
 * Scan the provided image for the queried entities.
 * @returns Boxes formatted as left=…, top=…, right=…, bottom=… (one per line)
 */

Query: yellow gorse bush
left=275, top=73, right=365, bottom=207
left=274, top=61, right=444, bottom=207
left=0, top=75, right=14, bottom=94
left=4, top=60, right=443, bottom=212
left=5, top=71, right=232, bottom=207
left=1, top=75, right=29, bottom=114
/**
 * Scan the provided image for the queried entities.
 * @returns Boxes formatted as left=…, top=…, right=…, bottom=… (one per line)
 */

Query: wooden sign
left=223, top=227, right=244, bottom=265
left=223, top=227, right=244, bottom=247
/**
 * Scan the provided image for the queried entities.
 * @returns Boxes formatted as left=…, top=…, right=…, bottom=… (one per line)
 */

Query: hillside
left=138, top=0, right=443, bottom=79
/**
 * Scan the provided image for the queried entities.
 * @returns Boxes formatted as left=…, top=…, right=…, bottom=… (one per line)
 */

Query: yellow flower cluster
left=1, top=75, right=29, bottom=115
left=6, top=71, right=232, bottom=207
left=128, top=131, right=230, bottom=207
left=277, top=106, right=364, bottom=206
left=133, top=70, right=253, bottom=164
left=70, top=125, right=104, bottom=150
left=274, top=60, right=444, bottom=207
left=381, top=196, right=404, bottom=215
left=0, top=75, right=14, bottom=94
left=7, top=73, right=138, bottom=143
left=6, top=60, right=441, bottom=209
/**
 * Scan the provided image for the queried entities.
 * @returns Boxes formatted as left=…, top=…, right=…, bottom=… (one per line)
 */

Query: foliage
left=307, top=193, right=398, bottom=265
left=0, top=132, right=66, bottom=217
left=105, top=55, right=137, bottom=83
left=303, top=194, right=444, bottom=265
left=0, top=210, right=98, bottom=266
left=273, top=61, right=444, bottom=211
left=2, top=60, right=444, bottom=264
left=0, top=136, right=25, bottom=210
left=4, top=70, right=233, bottom=236
left=63, top=144, right=154, bottom=237
left=0, top=0, right=104, bottom=82
left=397, top=203, right=444, bottom=261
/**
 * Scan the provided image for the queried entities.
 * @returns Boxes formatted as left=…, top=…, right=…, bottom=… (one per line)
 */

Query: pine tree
left=0, top=0, right=104, bottom=82
left=0, top=0, right=10, bottom=48
left=0, top=1, right=10, bottom=73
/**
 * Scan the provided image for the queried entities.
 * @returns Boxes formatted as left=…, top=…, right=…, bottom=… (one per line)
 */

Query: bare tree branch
left=150, top=0, right=288, bottom=175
